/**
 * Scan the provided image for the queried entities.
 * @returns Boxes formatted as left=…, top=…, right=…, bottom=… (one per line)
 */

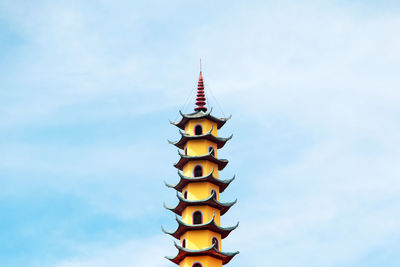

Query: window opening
left=194, top=124, right=203, bottom=135
left=212, top=237, right=219, bottom=250
left=193, top=211, right=203, bottom=225
left=209, top=146, right=215, bottom=156
left=194, top=165, right=203, bottom=177
left=211, top=189, right=217, bottom=198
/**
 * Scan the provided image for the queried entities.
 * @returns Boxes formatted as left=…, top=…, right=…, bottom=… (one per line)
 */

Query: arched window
left=193, top=211, right=203, bottom=225
left=208, top=146, right=215, bottom=156
left=193, top=165, right=203, bottom=177
left=182, top=239, right=186, bottom=248
left=212, top=237, right=219, bottom=250
left=192, top=263, right=202, bottom=267
left=183, top=191, right=188, bottom=199
left=211, top=189, right=217, bottom=198
left=194, top=124, right=203, bottom=135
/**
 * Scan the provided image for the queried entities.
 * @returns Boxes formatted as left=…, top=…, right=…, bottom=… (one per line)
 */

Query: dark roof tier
left=162, top=215, right=239, bottom=240
left=174, top=151, right=228, bottom=170
left=169, top=127, right=233, bottom=149
left=164, top=191, right=237, bottom=216
left=170, top=108, right=231, bottom=130
left=166, top=243, right=239, bottom=265
left=165, top=170, right=235, bottom=193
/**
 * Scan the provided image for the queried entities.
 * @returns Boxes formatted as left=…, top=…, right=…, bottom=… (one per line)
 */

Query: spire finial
left=194, top=62, right=207, bottom=112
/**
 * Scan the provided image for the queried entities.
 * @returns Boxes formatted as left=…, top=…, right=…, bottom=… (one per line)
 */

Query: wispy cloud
left=1, top=0, right=399, bottom=266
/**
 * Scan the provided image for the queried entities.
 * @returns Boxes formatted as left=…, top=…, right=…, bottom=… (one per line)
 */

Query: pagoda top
left=194, top=72, right=207, bottom=112
left=170, top=108, right=231, bottom=130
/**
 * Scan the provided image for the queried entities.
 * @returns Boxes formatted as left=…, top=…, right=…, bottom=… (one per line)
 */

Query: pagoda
left=163, top=71, right=239, bottom=267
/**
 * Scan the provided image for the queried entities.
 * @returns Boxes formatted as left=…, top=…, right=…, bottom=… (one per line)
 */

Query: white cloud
left=229, top=137, right=400, bottom=264
left=1, top=1, right=400, bottom=266
left=181, top=2, right=400, bottom=266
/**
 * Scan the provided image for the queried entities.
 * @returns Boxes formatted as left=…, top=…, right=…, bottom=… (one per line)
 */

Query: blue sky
left=1, top=0, right=400, bottom=266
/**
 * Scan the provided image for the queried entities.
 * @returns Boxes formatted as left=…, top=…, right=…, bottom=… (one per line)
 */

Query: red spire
left=194, top=71, right=207, bottom=112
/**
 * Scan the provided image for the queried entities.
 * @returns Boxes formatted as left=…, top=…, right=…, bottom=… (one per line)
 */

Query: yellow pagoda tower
left=163, top=71, right=239, bottom=267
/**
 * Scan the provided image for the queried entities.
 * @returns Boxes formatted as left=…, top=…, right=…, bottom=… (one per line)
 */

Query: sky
left=0, top=0, right=400, bottom=266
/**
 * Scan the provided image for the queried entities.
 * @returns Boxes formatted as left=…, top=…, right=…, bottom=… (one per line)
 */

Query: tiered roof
left=168, top=127, right=232, bottom=149
left=162, top=215, right=239, bottom=240
left=164, top=191, right=237, bottom=216
left=166, top=243, right=239, bottom=265
left=174, top=150, right=228, bottom=170
left=170, top=108, right=231, bottom=130
left=164, top=170, right=235, bottom=193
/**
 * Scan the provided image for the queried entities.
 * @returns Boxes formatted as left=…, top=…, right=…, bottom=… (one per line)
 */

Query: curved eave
left=162, top=216, right=239, bottom=240
left=166, top=243, right=239, bottom=265
left=174, top=151, right=228, bottom=170
left=165, top=170, right=235, bottom=193
left=169, top=129, right=232, bottom=149
left=164, top=192, right=237, bottom=216
left=170, top=108, right=232, bottom=130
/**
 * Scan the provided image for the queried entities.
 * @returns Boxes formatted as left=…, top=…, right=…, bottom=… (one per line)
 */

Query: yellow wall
left=185, top=139, right=218, bottom=158
left=184, top=119, right=218, bottom=137
left=180, top=230, right=221, bottom=250
left=182, top=160, right=219, bottom=179
left=180, top=256, right=223, bottom=267
left=182, top=182, right=220, bottom=201
left=178, top=117, right=225, bottom=267
left=182, top=205, right=220, bottom=225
